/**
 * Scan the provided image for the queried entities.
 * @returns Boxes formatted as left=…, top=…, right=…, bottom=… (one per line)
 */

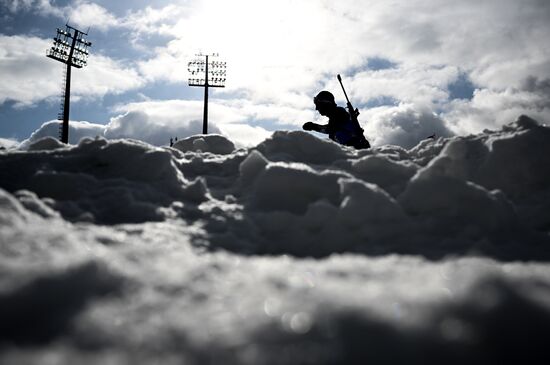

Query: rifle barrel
left=337, top=74, right=359, bottom=117
left=337, top=74, right=351, bottom=105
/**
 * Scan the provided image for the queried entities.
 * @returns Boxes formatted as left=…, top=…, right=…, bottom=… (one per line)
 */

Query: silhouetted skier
left=303, top=90, right=370, bottom=149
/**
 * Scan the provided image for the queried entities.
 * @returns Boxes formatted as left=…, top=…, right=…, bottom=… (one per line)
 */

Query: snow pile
left=1, top=115, right=550, bottom=364
left=172, top=134, right=236, bottom=155
left=1, top=137, right=207, bottom=224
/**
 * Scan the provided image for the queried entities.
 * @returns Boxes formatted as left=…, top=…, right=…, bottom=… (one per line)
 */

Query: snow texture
left=1, top=115, right=550, bottom=364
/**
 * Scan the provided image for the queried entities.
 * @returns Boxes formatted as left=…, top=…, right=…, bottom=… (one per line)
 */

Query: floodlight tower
left=46, top=24, right=92, bottom=143
left=188, top=53, right=226, bottom=134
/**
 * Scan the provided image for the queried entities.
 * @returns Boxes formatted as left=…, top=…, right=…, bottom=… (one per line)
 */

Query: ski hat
left=314, top=90, right=335, bottom=105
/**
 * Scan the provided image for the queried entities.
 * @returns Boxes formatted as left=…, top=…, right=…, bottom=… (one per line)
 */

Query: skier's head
left=314, top=90, right=336, bottom=116
left=314, top=91, right=335, bottom=105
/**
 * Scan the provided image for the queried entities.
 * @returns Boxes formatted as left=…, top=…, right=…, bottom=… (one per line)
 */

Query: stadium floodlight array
left=188, top=53, right=227, bottom=134
left=46, top=24, right=92, bottom=143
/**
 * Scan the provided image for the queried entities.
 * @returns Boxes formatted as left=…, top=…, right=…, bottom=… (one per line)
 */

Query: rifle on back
left=337, top=74, right=370, bottom=149
left=337, top=74, right=360, bottom=123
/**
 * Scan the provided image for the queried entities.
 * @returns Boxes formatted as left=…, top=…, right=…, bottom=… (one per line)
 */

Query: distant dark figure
left=303, top=91, right=370, bottom=149
left=170, top=138, right=174, bottom=147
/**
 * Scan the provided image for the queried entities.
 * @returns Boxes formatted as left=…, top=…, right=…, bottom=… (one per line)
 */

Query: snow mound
left=422, top=115, right=550, bottom=198
left=0, top=137, right=207, bottom=224
left=251, top=162, right=346, bottom=214
left=1, top=116, right=548, bottom=253
left=172, top=134, right=236, bottom=155
left=350, top=155, right=418, bottom=197
left=255, top=130, right=353, bottom=164
left=27, top=136, right=66, bottom=151
left=417, top=115, right=550, bottom=230
left=2, top=115, right=550, bottom=363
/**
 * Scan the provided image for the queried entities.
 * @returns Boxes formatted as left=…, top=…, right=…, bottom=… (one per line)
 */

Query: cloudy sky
left=1, top=0, right=549, bottom=147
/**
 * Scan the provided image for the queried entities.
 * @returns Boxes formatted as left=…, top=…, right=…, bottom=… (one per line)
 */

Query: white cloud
left=363, top=103, right=454, bottom=148
left=19, top=120, right=104, bottom=148
left=18, top=97, right=281, bottom=148
left=443, top=88, right=550, bottom=135
left=219, top=123, right=272, bottom=148
left=112, top=99, right=222, bottom=125
left=3, top=0, right=550, bottom=147
left=0, top=137, right=19, bottom=149
left=17, top=114, right=215, bottom=148
left=111, top=99, right=274, bottom=146
left=67, top=1, right=119, bottom=32
left=0, top=0, right=35, bottom=12
left=111, top=98, right=315, bottom=146
left=131, top=0, right=350, bottom=100
left=72, top=54, right=145, bottom=97
left=0, top=0, right=122, bottom=28
left=343, top=65, right=460, bottom=107
left=137, top=40, right=189, bottom=83
left=104, top=110, right=220, bottom=146
left=0, top=35, right=145, bottom=106
left=123, top=4, right=190, bottom=36
left=0, top=0, right=118, bottom=30
left=126, top=0, right=550, bottom=136
left=36, top=0, right=62, bottom=17
left=0, top=35, right=60, bottom=107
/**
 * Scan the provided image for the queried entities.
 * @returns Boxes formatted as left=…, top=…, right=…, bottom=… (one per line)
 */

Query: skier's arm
left=303, top=122, right=329, bottom=134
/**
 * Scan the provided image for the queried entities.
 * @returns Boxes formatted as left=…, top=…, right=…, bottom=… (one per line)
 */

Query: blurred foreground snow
left=1, top=115, right=549, bottom=364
